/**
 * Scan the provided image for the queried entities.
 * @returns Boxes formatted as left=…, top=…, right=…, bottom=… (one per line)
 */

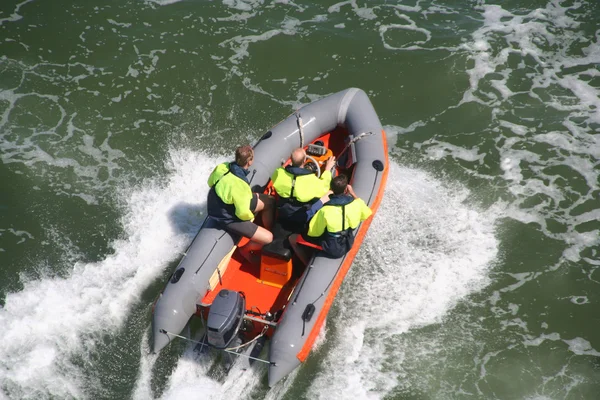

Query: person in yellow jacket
left=290, top=174, right=372, bottom=262
left=207, top=145, right=275, bottom=255
left=271, top=147, right=336, bottom=232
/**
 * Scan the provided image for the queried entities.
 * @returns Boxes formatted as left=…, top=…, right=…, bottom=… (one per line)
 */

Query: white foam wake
left=305, top=163, right=499, bottom=399
left=0, top=149, right=223, bottom=399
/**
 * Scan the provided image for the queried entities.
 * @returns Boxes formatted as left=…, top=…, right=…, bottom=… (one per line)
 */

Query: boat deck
left=200, top=252, right=298, bottom=317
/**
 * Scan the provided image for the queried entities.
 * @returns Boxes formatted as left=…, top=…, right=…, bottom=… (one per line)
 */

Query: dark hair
left=330, top=175, right=348, bottom=195
left=235, top=145, right=254, bottom=166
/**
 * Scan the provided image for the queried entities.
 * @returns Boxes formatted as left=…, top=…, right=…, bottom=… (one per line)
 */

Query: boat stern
left=268, top=354, right=301, bottom=387
left=151, top=314, right=175, bottom=353
left=268, top=334, right=303, bottom=387
left=151, top=287, right=197, bottom=354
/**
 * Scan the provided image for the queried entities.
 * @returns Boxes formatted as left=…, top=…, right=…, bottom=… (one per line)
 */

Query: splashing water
left=306, top=163, right=498, bottom=399
left=0, top=149, right=224, bottom=399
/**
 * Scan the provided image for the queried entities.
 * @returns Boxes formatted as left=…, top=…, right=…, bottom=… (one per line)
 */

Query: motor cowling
left=206, top=290, right=245, bottom=349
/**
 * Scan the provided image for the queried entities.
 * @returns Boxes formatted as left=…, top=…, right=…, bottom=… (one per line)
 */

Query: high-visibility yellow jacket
left=207, top=162, right=254, bottom=224
left=271, top=166, right=332, bottom=203
left=306, top=194, right=372, bottom=258
left=307, top=195, right=372, bottom=237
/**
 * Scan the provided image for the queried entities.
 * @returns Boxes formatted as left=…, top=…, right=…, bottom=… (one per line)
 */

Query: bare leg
left=252, top=226, right=273, bottom=244
left=288, top=233, right=312, bottom=266
left=238, top=226, right=273, bottom=264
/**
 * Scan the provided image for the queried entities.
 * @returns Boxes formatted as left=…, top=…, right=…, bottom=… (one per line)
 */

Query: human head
left=330, top=175, right=348, bottom=195
left=235, top=145, right=254, bottom=167
left=290, top=148, right=306, bottom=167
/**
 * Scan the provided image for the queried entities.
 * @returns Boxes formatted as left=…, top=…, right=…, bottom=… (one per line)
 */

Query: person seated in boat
left=290, top=175, right=372, bottom=263
left=271, top=147, right=336, bottom=233
left=207, top=145, right=275, bottom=257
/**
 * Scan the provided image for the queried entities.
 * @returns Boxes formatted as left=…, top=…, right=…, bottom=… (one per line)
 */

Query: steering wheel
left=304, top=155, right=321, bottom=178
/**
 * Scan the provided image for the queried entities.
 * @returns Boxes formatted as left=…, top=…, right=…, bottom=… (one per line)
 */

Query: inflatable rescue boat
left=151, top=88, right=389, bottom=386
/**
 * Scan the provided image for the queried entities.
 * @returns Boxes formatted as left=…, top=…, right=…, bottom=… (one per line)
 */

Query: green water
left=1, top=0, right=599, bottom=399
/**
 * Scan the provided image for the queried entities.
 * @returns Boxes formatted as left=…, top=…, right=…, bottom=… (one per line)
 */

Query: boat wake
left=0, top=149, right=223, bottom=399
left=156, top=343, right=265, bottom=400
left=0, top=147, right=498, bottom=399
left=305, top=162, right=499, bottom=399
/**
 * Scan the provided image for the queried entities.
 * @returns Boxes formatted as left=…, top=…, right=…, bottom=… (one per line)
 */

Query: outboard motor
left=206, top=290, right=246, bottom=349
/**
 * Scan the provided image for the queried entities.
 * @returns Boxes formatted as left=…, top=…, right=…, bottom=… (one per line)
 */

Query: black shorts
left=250, top=193, right=258, bottom=213
left=225, top=193, right=270, bottom=239
left=225, top=220, right=259, bottom=239
left=249, top=193, right=270, bottom=213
